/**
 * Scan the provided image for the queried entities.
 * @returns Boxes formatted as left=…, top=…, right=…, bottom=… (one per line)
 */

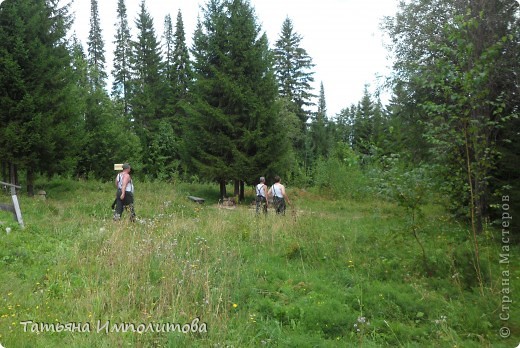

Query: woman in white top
left=114, top=163, right=136, bottom=222
left=268, top=175, right=291, bottom=215
left=255, top=176, right=269, bottom=215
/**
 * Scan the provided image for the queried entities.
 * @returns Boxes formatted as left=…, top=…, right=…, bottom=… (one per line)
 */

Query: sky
left=68, top=0, right=399, bottom=117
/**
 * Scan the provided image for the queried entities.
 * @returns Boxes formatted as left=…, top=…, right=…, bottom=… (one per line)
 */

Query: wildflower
left=233, top=303, right=238, bottom=308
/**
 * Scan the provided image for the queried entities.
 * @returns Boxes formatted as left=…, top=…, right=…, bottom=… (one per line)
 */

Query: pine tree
left=112, top=0, right=133, bottom=117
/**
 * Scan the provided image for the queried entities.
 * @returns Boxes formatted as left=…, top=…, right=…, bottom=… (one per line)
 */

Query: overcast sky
left=68, top=0, right=398, bottom=117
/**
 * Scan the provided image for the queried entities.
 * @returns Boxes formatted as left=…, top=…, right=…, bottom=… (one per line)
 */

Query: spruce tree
left=162, top=14, right=177, bottom=122
left=0, top=0, right=83, bottom=192
left=309, top=82, right=329, bottom=160
left=172, top=10, right=192, bottom=102
left=273, top=17, right=316, bottom=126
left=273, top=16, right=316, bottom=167
left=87, top=0, right=107, bottom=90
left=163, top=10, right=192, bottom=137
left=187, top=0, right=290, bottom=199
left=112, top=0, right=133, bottom=117
left=130, top=0, right=167, bottom=177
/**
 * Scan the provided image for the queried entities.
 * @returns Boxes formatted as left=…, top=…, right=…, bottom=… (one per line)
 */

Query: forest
left=0, top=0, right=519, bottom=346
left=0, top=0, right=518, bottom=224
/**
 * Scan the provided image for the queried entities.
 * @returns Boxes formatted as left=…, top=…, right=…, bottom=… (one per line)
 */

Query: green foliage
left=375, top=156, right=434, bottom=212
left=87, top=0, right=107, bottom=89
left=0, top=0, right=83, bottom=179
left=147, top=120, right=180, bottom=180
left=187, top=0, right=290, bottom=192
left=111, top=0, right=132, bottom=117
left=273, top=16, right=316, bottom=159
left=384, top=0, right=519, bottom=236
left=273, top=16, right=316, bottom=120
left=308, top=82, right=331, bottom=163
left=313, top=143, right=367, bottom=199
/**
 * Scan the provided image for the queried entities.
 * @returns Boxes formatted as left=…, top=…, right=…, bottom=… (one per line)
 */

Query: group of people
left=112, top=164, right=290, bottom=221
left=255, top=176, right=291, bottom=215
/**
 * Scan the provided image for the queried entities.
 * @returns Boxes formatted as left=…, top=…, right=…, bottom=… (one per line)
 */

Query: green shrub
left=313, top=157, right=369, bottom=199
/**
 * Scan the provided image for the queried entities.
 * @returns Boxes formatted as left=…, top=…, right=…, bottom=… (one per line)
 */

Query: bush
left=313, top=157, right=369, bottom=200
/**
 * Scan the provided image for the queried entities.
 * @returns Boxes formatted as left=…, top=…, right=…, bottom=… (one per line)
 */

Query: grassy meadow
left=0, top=177, right=518, bottom=347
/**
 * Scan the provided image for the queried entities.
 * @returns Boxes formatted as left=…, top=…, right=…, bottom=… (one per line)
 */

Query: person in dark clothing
left=113, top=163, right=135, bottom=222
left=268, top=176, right=291, bottom=215
left=255, top=176, right=269, bottom=215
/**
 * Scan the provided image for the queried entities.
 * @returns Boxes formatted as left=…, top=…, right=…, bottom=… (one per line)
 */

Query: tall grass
left=0, top=178, right=517, bottom=347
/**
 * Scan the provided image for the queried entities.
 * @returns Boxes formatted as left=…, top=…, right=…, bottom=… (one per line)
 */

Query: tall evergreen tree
left=163, top=10, right=192, bottom=133
left=163, top=14, right=175, bottom=85
left=273, top=17, right=316, bottom=126
left=81, top=0, right=141, bottom=178
left=309, top=82, right=329, bottom=160
left=162, top=13, right=177, bottom=123
left=130, top=0, right=167, bottom=177
left=87, top=0, right=107, bottom=90
left=273, top=16, right=316, bottom=168
left=353, top=87, right=375, bottom=156
left=166, top=10, right=193, bottom=176
left=0, top=0, right=83, bottom=193
left=112, top=0, right=133, bottom=117
left=383, top=81, right=430, bottom=161
left=171, top=10, right=192, bottom=102
left=85, top=0, right=109, bottom=132
left=187, top=0, right=290, bottom=198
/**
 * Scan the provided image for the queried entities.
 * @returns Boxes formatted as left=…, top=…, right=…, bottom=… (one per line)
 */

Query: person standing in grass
left=268, top=175, right=291, bottom=215
left=255, top=176, right=269, bottom=215
left=114, top=163, right=136, bottom=222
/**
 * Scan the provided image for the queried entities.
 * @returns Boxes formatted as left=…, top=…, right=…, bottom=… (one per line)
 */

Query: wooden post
left=11, top=194, right=23, bottom=227
left=0, top=180, right=23, bottom=228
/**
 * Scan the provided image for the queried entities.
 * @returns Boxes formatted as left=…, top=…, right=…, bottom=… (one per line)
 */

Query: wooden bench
left=188, top=196, right=205, bottom=204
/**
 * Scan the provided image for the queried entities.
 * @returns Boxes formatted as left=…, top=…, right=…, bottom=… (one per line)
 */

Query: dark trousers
left=273, top=196, right=286, bottom=215
left=256, top=195, right=267, bottom=214
left=114, top=189, right=135, bottom=221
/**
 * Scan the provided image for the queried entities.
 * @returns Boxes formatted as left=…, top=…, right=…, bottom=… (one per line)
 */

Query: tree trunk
left=234, top=180, right=240, bottom=197
left=219, top=179, right=227, bottom=200
left=239, top=180, right=245, bottom=202
left=26, top=167, right=35, bottom=197
left=1, top=161, right=7, bottom=184
left=474, top=179, right=484, bottom=234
